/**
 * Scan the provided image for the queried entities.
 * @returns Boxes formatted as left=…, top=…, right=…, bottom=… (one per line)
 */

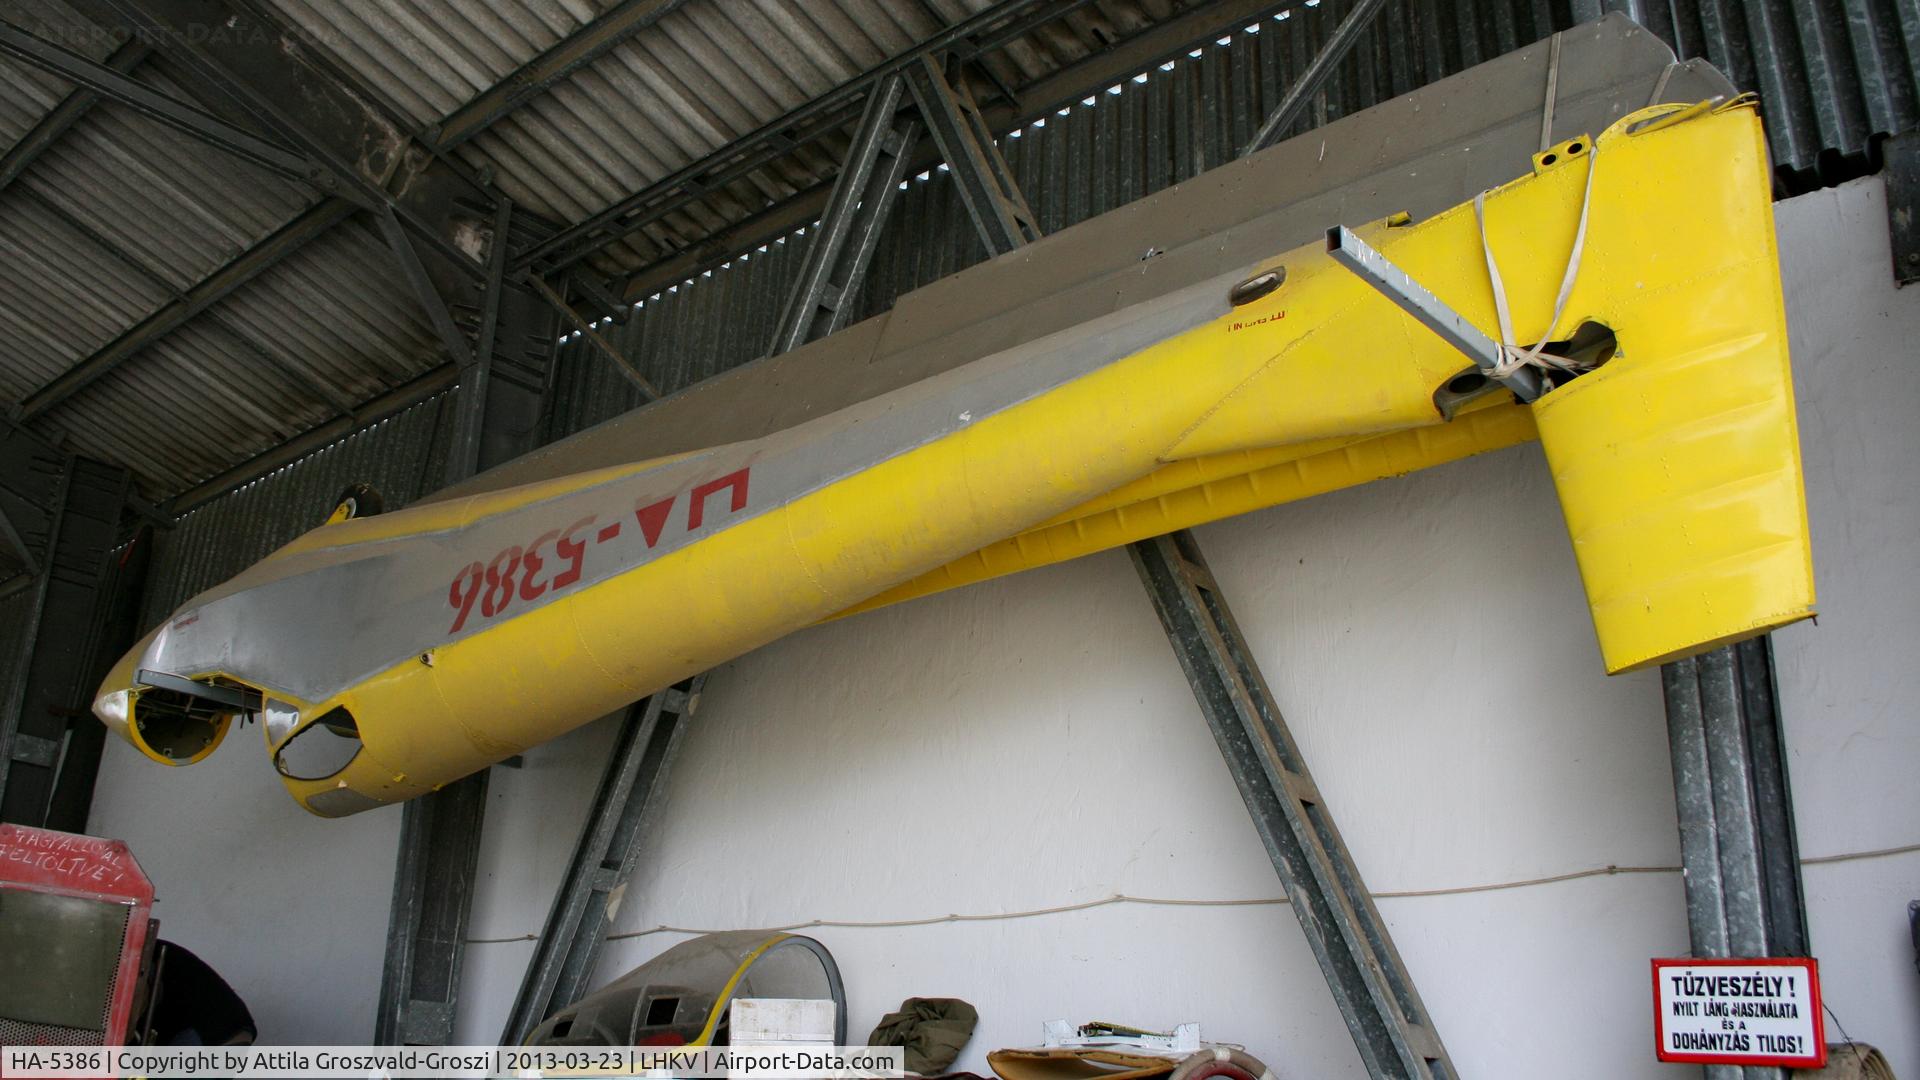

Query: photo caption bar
left=0, top=1044, right=907, bottom=1079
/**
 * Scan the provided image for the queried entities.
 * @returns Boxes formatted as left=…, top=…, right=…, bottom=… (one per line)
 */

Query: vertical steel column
left=0, top=456, right=131, bottom=828
left=1661, top=637, right=1810, bottom=1080
left=441, top=198, right=513, bottom=484
left=44, top=520, right=153, bottom=832
left=499, top=677, right=705, bottom=1045
left=1129, top=531, right=1455, bottom=1080
left=770, top=75, right=920, bottom=355
left=376, top=200, right=559, bottom=1048
left=905, top=56, right=1039, bottom=256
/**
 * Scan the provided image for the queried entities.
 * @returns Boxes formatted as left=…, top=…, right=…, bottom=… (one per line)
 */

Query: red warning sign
left=1652, top=957, right=1825, bottom=1068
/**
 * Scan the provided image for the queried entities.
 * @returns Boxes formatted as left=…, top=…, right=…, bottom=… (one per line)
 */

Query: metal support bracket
left=500, top=676, right=705, bottom=1045
left=1129, top=531, right=1455, bottom=1080
left=1327, top=225, right=1548, bottom=404
left=770, top=74, right=921, bottom=355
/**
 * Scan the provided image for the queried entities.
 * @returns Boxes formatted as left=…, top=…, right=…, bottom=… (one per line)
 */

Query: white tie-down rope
left=1471, top=136, right=1600, bottom=383
left=460, top=839, right=1920, bottom=944
left=1539, top=32, right=1563, bottom=152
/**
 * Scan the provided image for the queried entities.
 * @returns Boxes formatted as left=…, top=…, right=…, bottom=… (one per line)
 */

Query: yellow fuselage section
left=97, top=101, right=1811, bottom=816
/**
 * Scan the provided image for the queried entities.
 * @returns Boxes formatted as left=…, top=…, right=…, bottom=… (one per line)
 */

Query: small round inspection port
left=1446, top=371, right=1489, bottom=395
left=1229, top=268, right=1285, bottom=306
left=1567, top=141, right=1583, bottom=154
left=1541, top=152, right=1558, bottom=166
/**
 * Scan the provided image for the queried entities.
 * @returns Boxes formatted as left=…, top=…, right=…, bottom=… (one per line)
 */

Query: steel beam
left=0, top=456, right=131, bottom=828
left=906, top=57, right=1039, bottom=257
left=1663, top=641, right=1810, bottom=959
left=1130, top=531, right=1455, bottom=1079
left=529, top=276, right=660, bottom=400
left=1658, top=638, right=1804, bottom=926
left=499, top=677, right=705, bottom=1045
left=0, top=37, right=149, bottom=194
left=12, top=183, right=360, bottom=416
left=0, top=18, right=321, bottom=182
left=429, top=0, right=691, bottom=152
left=376, top=205, right=475, bottom=368
left=512, top=0, right=1093, bottom=276
left=567, top=271, right=631, bottom=327
left=0, top=422, right=61, bottom=583
left=770, top=75, right=919, bottom=354
left=1243, top=0, right=1390, bottom=154
left=1001, top=0, right=1295, bottom=124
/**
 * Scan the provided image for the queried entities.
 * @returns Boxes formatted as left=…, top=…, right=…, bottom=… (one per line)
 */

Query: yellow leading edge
left=95, top=100, right=1813, bottom=816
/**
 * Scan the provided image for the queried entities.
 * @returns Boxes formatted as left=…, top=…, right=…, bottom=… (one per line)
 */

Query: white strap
left=1472, top=140, right=1600, bottom=382
left=1647, top=61, right=1678, bottom=108
left=1540, top=32, right=1563, bottom=151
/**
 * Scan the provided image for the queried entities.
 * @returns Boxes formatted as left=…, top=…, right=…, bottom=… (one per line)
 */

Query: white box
left=730, top=997, right=837, bottom=1046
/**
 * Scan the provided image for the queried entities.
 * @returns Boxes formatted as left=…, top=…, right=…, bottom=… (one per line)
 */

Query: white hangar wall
left=90, top=176, right=1917, bottom=1076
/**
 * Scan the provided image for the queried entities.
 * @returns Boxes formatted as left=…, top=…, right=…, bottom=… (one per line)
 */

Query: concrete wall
left=89, top=176, right=1917, bottom=1075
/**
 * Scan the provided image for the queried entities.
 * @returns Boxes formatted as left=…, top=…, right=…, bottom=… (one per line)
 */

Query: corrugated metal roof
left=0, top=190, right=166, bottom=398
left=0, top=54, right=81, bottom=150
left=22, top=61, right=314, bottom=285
left=31, top=218, right=441, bottom=494
left=0, top=0, right=115, bottom=146
left=2, top=0, right=1225, bottom=502
left=212, top=222, right=444, bottom=399
left=268, top=0, right=613, bottom=129
left=258, top=0, right=1186, bottom=276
